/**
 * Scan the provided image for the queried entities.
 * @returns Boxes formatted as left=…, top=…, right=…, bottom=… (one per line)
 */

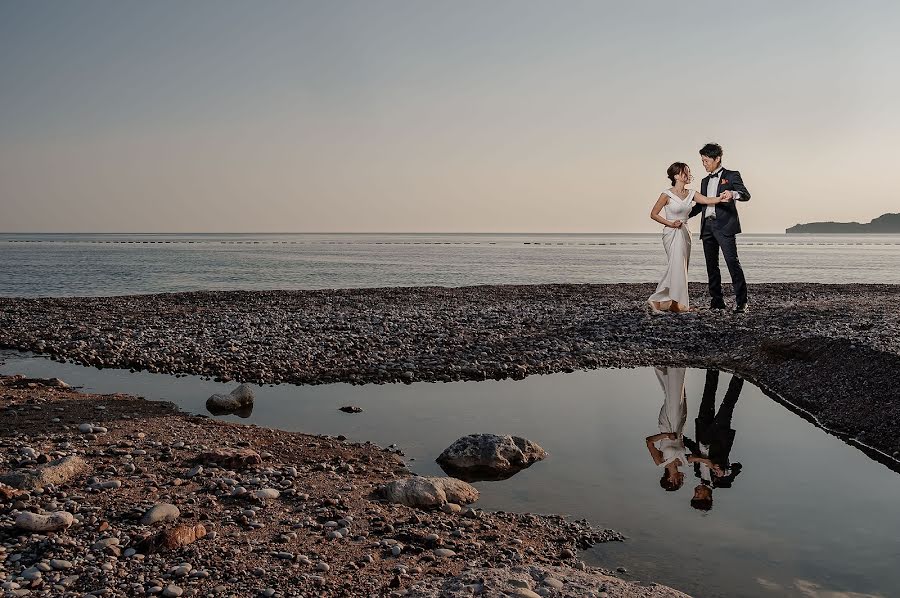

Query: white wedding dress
left=648, top=189, right=695, bottom=310
left=654, top=366, right=689, bottom=468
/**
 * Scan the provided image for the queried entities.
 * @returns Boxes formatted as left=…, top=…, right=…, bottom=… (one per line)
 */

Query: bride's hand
left=671, top=220, right=683, bottom=228
left=718, top=191, right=732, bottom=203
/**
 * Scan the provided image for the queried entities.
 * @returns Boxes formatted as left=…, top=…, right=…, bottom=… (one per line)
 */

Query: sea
left=1, top=232, right=900, bottom=297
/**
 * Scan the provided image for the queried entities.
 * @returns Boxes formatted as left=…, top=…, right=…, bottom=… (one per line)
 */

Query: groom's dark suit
left=684, top=370, right=744, bottom=489
left=688, top=168, right=751, bottom=306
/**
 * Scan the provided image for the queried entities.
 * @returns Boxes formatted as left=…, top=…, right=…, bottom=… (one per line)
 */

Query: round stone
left=162, top=585, right=184, bottom=597
left=141, top=503, right=180, bottom=525
left=255, top=488, right=280, bottom=500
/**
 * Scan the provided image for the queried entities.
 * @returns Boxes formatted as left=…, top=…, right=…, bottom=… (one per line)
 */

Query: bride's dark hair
left=667, top=162, right=688, bottom=185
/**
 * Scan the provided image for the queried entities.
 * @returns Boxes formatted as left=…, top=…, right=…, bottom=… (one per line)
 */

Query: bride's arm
left=645, top=434, right=668, bottom=465
left=693, top=192, right=730, bottom=206
left=650, top=194, right=683, bottom=228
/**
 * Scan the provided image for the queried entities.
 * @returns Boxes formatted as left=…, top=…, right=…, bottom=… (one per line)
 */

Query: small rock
left=254, top=488, right=280, bottom=500
left=198, top=448, right=261, bottom=470
left=142, top=503, right=180, bottom=525
left=542, top=577, right=564, bottom=589
left=15, top=511, right=75, bottom=533
left=162, top=585, right=184, bottom=598
left=136, top=524, right=207, bottom=554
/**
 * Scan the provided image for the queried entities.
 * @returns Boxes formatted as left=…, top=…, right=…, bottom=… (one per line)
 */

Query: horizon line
left=1, top=230, right=801, bottom=235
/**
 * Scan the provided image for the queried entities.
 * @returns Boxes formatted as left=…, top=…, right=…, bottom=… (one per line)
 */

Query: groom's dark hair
left=700, top=143, right=723, bottom=159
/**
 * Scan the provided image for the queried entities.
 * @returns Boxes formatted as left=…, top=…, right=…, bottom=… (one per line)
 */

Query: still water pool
left=2, top=352, right=897, bottom=598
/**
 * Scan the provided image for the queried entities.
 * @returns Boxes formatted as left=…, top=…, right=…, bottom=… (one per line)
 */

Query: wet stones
left=339, top=405, right=363, bottom=413
left=436, top=434, right=547, bottom=481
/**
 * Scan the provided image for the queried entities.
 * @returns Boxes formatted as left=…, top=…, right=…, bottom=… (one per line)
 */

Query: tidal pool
left=2, top=351, right=897, bottom=598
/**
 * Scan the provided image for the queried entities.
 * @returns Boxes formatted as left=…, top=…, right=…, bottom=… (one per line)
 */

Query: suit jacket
left=688, top=168, right=751, bottom=236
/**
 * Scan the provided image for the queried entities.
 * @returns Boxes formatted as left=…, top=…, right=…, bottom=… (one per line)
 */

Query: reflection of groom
left=684, top=370, right=744, bottom=510
left=689, top=143, right=752, bottom=313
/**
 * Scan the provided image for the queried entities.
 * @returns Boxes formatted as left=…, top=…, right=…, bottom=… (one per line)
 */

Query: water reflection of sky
left=1, top=352, right=897, bottom=598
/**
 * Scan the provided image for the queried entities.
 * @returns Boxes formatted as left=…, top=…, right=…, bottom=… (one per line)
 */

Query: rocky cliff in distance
left=786, top=213, right=900, bottom=233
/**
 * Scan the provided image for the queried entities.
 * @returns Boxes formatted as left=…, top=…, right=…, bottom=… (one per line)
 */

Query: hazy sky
left=1, top=0, right=898, bottom=233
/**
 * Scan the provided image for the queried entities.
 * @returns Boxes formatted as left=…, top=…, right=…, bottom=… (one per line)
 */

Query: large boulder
left=380, top=476, right=479, bottom=509
left=436, top=434, right=547, bottom=481
left=206, top=384, right=255, bottom=416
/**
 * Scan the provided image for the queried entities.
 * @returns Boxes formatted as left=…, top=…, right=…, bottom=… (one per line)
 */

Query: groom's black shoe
left=710, top=299, right=727, bottom=310
left=733, top=303, right=749, bottom=314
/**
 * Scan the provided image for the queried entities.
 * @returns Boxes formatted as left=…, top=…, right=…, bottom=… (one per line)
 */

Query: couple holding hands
left=648, top=142, right=751, bottom=314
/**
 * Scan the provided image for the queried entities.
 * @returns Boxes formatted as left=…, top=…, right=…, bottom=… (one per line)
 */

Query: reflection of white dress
left=648, top=190, right=695, bottom=309
left=654, top=366, right=690, bottom=468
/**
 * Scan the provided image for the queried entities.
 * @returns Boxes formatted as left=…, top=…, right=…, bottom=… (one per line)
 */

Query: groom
left=689, top=143, right=751, bottom=313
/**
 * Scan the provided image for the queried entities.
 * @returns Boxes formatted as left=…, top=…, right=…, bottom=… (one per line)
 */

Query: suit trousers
left=701, top=223, right=748, bottom=305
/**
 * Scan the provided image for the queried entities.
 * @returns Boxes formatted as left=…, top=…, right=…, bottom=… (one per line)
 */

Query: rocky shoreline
left=1, top=283, right=899, bottom=459
left=0, top=375, right=683, bottom=598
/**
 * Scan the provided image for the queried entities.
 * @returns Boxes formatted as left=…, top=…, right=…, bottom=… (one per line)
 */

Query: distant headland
left=786, top=213, right=900, bottom=234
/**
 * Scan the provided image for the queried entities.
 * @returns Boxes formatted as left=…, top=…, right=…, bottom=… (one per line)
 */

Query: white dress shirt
left=704, top=167, right=741, bottom=219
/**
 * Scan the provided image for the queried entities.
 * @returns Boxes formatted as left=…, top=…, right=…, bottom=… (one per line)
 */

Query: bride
left=648, top=162, right=729, bottom=313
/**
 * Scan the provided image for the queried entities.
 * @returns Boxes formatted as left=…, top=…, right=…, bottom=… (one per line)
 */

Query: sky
left=1, top=0, right=898, bottom=233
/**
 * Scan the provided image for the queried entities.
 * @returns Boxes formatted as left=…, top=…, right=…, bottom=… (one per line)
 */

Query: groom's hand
left=719, top=190, right=734, bottom=202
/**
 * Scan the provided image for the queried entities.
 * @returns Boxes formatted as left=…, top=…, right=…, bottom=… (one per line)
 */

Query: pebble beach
left=1, top=282, right=898, bottom=458
left=2, top=282, right=900, bottom=597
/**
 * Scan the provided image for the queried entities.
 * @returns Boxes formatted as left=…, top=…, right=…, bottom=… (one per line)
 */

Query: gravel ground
left=0, top=282, right=898, bottom=457
left=0, top=376, right=674, bottom=598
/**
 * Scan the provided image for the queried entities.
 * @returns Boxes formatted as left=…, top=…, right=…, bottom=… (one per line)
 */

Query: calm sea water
left=2, top=351, right=898, bottom=598
left=2, top=232, right=900, bottom=296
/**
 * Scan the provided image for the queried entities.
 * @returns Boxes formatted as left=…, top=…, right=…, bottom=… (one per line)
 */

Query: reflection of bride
left=645, top=367, right=718, bottom=491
